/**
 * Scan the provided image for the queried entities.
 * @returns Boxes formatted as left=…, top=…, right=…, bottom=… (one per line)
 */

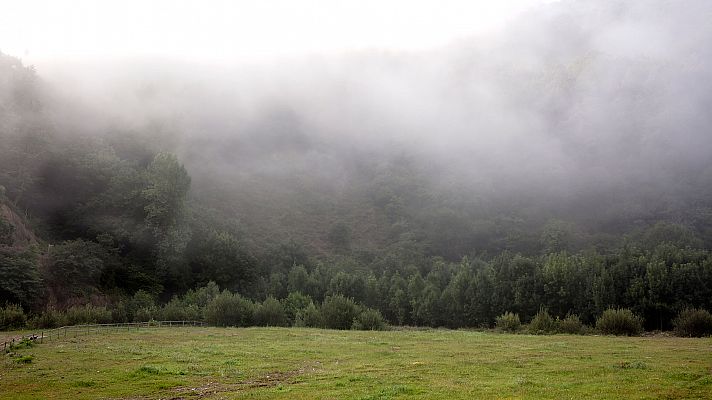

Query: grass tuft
left=14, top=354, right=33, bottom=364
left=616, top=361, right=648, bottom=370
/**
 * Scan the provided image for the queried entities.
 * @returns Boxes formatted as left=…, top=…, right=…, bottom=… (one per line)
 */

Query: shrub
left=158, top=298, right=201, bottom=321
left=254, top=297, right=288, bottom=327
left=557, top=313, right=584, bottom=334
left=205, top=290, right=255, bottom=327
left=111, top=300, right=130, bottom=323
left=529, top=308, right=557, bottom=334
left=294, top=303, right=322, bottom=328
left=0, top=304, right=27, bottom=330
left=63, top=304, right=113, bottom=325
left=183, top=281, right=221, bottom=308
left=495, top=312, right=521, bottom=333
left=352, top=308, right=386, bottom=331
left=282, top=292, right=313, bottom=325
left=10, top=338, right=34, bottom=350
left=122, top=290, right=158, bottom=322
left=133, top=306, right=158, bottom=322
left=596, top=308, right=643, bottom=336
left=131, top=290, right=156, bottom=308
left=672, top=308, right=712, bottom=337
left=320, top=295, right=360, bottom=330
left=28, top=308, right=66, bottom=328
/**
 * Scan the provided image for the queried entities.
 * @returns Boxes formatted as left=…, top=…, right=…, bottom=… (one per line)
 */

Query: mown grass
left=1, top=327, right=711, bottom=399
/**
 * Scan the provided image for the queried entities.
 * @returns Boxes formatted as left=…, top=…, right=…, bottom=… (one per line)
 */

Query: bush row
left=494, top=307, right=712, bottom=337
left=204, top=292, right=386, bottom=330
left=3, top=290, right=711, bottom=337
left=0, top=284, right=388, bottom=331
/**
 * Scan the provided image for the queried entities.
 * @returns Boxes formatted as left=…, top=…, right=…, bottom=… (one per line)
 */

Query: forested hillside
left=1, top=0, right=712, bottom=331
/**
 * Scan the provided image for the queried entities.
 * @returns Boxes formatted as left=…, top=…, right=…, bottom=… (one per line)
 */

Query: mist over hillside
left=39, top=0, right=712, bottom=255
left=1, top=0, right=711, bottom=329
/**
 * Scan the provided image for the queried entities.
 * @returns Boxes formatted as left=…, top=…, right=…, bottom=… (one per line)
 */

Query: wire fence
left=2, top=320, right=206, bottom=352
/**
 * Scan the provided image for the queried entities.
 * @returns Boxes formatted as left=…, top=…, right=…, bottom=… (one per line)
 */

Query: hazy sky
left=2, top=0, right=558, bottom=64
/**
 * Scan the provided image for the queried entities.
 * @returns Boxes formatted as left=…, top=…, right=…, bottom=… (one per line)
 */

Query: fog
left=2, top=0, right=550, bottom=61
left=5, top=0, right=712, bottom=249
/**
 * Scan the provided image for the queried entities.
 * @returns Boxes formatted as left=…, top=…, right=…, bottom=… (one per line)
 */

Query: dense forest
left=2, top=0, right=712, bottom=332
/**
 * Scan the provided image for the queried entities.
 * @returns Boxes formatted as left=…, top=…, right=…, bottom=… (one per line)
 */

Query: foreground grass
left=1, top=327, right=711, bottom=399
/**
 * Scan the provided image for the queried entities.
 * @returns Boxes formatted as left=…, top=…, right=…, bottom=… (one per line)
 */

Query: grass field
left=1, top=327, right=711, bottom=399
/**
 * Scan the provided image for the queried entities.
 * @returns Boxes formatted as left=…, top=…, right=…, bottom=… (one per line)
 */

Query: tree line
left=1, top=52, right=711, bottom=335
left=3, top=237, right=711, bottom=332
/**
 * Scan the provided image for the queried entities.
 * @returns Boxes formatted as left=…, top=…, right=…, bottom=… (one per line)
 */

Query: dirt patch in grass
left=169, top=362, right=321, bottom=398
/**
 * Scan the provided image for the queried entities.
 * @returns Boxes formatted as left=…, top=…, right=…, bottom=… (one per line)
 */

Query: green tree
left=287, top=265, right=310, bottom=294
left=267, top=272, right=288, bottom=299
left=469, top=266, right=497, bottom=326
left=441, top=263, right=474, bottom=328
left=412, top=283, right=441, bottom=326
left=389, top=288, right=409, bottom=325
left=327, top=271, right=365, bottom=302
left=192, top=231, right=257, bottom=294
left=0, top=248, right=42, bottom=309
left=142, top=153, right=191, bottom=231
left=46, top=240, right=109, bottom=300
left=592, top=268, right=616, bottom=317
left=142, top=153, right=192, bottom=291
left=541, top=252, right=594, bottom=319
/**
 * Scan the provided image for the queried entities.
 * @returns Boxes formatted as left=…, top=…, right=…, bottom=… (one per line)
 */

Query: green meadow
left=1, top=327, right=711, bottom=399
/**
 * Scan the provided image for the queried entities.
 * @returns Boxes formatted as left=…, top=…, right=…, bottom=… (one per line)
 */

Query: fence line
left=2, top=320, right=206, bottom=352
